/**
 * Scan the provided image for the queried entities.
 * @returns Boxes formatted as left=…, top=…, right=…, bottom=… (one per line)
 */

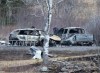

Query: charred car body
left=9, top=28, right=44, bottom=46
left=54, top=27, right=94, bottom=46
left=9, top=28, right=60, bottom=46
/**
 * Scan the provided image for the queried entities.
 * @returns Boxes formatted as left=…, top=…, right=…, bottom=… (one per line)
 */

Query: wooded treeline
left=0, top=0, right=100, bottom=45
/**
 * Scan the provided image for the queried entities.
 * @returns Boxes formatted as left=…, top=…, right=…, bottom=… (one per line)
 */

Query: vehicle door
left=27, top=30, right=40, bottom=42
left=61, top=28, right=68, bottom=41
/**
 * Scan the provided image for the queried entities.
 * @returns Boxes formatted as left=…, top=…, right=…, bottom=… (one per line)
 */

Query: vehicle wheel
left=15, top=41, right=22, bottom=46
left=19, top=41, right=25, bottom=46
left=87, top=44, right=92, bottom=46
left=12, top=41, right=24, bottom=46
left=87, top=43, right=93, bottom=46
left=92, top=43, right=96, bottom=46
left=49, top=39, right=56, bottom=47
left=61, top=41, right=72, bottom=46
left=9, top=40, right=16, bottom=45
left=67, top=41, right=72, bottom=46
left=40, top=40, right=44, bottom=47
left=35, top=40, right=44, bottom=47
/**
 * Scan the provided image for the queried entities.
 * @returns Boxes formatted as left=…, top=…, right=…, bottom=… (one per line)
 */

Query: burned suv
left=9, top=28, right=44, bottom=46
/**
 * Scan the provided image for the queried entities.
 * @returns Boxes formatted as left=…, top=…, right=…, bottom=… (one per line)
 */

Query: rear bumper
left=74, top=41, right=93, bottom=45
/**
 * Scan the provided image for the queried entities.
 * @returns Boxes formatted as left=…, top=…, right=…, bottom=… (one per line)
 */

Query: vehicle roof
left=10, top=28, right=43, bottom=34
left=64, top=27, right=84, bottom=29
left=14, top=28, right=42, bottom=31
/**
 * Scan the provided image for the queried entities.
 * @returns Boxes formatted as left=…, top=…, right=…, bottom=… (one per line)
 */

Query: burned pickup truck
left=54, top=27, right=94, bottom=46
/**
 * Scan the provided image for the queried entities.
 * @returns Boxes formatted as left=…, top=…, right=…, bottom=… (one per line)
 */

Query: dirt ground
left=0, top=48, right=100, bottom=73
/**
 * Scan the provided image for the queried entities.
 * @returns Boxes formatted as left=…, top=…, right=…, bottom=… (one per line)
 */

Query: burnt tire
left=9, top=40, right=16, bottom=45
left=49, top=39, right=56, bottom=47
left=86, top=43, right=93, bottom=46
left=35, top=40, right=44, bottom=47
left=9, top=40, right=24, bottom=46
left=61, top=41, right=72, bottom=46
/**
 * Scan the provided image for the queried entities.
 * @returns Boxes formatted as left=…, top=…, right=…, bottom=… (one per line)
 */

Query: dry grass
left=0, top=49, right=99, bottom=73
left=0, top=50, right=42, bottom=73
left=0, top=60, right=42, bottom=73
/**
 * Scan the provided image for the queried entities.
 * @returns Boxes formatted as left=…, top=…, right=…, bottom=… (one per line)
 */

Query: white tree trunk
left=43, top=0, right=53, bottom=66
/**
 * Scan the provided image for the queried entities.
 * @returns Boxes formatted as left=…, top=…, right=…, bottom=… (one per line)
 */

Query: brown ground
left=0, top=49, right=99, bottom=73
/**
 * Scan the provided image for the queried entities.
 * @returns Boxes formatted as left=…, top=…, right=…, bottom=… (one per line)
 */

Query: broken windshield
left=69, top=28, right=85, bottom=34
left=18, top=30, right=39, bottom=35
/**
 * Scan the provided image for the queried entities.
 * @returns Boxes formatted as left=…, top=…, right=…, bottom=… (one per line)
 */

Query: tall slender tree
left=41, top=0, right=53, bottom=71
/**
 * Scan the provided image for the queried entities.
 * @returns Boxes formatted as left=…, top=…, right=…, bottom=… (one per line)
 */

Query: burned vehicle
left=54, top=27, right=94, bottom=46
left=9, top=28, right=60, bottom=46
left=9, top=28, right=44, bottom=46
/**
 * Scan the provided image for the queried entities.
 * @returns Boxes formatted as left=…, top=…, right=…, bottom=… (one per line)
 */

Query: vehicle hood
left=50, top=35, right=61, bottom=41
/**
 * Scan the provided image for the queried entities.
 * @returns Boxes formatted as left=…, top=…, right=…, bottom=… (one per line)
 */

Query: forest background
left=0, top=0, right=100, bottom=45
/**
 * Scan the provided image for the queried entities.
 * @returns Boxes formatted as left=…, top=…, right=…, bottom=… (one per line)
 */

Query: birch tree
left=41, top=0, right=53, bottom=71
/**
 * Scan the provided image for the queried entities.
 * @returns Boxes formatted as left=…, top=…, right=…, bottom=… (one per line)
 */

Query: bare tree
left=41, top=0, right=53, bottom=71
